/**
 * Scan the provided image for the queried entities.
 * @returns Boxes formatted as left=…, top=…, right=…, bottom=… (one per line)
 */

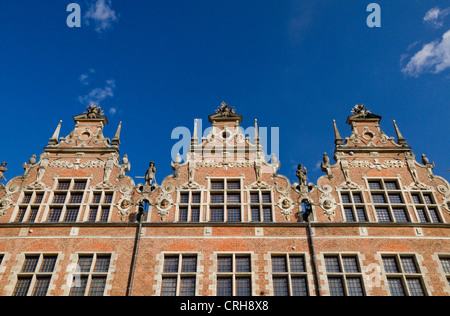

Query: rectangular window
left=382, top=254, right=426, bottom=296
left=324, top=254, right=365, bottom=296
left=178, top=191, right=202, bottom=223
left=14, top=254, right=58, bottom=296
left=340, top=191, right=367, bottom=222
left=70, top=254, right=111, bottom=296
left=271, top=254, right=308, bottom=296
left=410, top=191, right=442, bottom=223
left=217, top=254, right=252, bottom=296
left=161, top=254, right=198, bottom=296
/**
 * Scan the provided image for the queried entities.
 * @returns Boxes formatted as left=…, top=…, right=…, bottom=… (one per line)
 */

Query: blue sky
left=0, top=0, right=449, bottom=185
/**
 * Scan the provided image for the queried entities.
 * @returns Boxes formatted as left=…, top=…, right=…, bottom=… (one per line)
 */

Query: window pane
left=235, top=256, right=251, bottom=273
left=388, top=194, right=403, bottom=204
left=356, top=208, right=367, bottom=222
left=104, top=194, right=113, bottom=204
left=69, top=194, right=83, bottom=204
left=325, top=256, right=341, bottom=273
left=73, top=181, right=87, bottom=190
left=34, top=194, right=44, bottom=204
left=182, top=256, right=197, bottom=273
left=180, top=194, right=189, bottom=204
left=372, top=194, right=386, bottom=204
left=440, top=258, right=450, bottom=274
left=262, top=194, right=271, bottom=203
left=388, top=278, right=405, bottom=296
left=16, top=208, right=27, bottom=223
left=411, top=194, right=421, bottom=204
left=407, top=279, right=425, bottom=296
left=227, top=181, right=241, bottom=190
left=58, top=181, right=70, bottom=190
left=292, top=277, right=308, bottom=296
left=161, top=277, right=177, bottom=296
left=191, top=208, right=200, bottom=222
left=273, top=277, right=289, bottom=296
left=88, top=208, right=98, bottom=222
left=368, top=181, right=382, bottom=190
left=28, top=208, right=39, bottom=223
left=92, top=194, right=102, bottom=204
left=342, top=257, right=359, bottom=273
left=180, top=277, right=196, bottom=296
left=211, top=181, right=225, bottom=190
left=341, top=193, right=351, bottom=203
left=211, top=194, right=224, bottom=204
left=376, top=208, right=391, bottom=222
left=272, top=257, right=287, bottom=273
left=78, top=256, right=93, bottom=272
left=347, top=277, right=364, bottom=296
left=217, top=277, right=232, bottom=296
left=13, top=277, right=32, bottom=296
left=210, top=208, right=224, bottom=222
left=393, top=208, right=409, bottom=223
left=53, top=194, right=66, bottom=204
left=70, top=276, right=88, bottom=296
left=236, top=277, right=251, bottom=296
left=384, top=181, right=399, bottom=190
left=250, top=194, right=259, bottom=203
left=48, top=208, right=62, bottom=222
left=227, top=208, right=241, bottom=222
left=382, top=257, right=399, bottom=273
left=32, top=277, right=51, bottom=296
left=22, top=256, right=39, bottom=273
left=344, top=208, right=355, bottom=222
left=89, top=277, right=106, bottom=296
left=290, top=256, right=306, bottom=273
left=328, top=277, right=345, bottom=296
left=95, top=256, right=111, bottom=272
left=263, top=207, right=272, bottom=222
left=218, top=256, right=232, bottom=273
left=191, top=193, right=201, bottom=204
left=179, top=208, right=188, bottom=222
left=429, top=208, right=441, bottom=223
left=251, top=207, right=260, bottom=222
left=416, top=208, right=429, bottom=223
left=164, top=257, right=179, bottom=273
left=400, top=257, right=418, bottom=274
left=40, top=256, right=57, bottom=273
left=423, top=194, right=433, bottom=204
left=227, top=194, right=241, bottom=204
left=100, top=207, right=110, bottom=222
left=352, top=193, right=363, bottom=203
left=23, top=193, right=33, bottom=204
left=64, top=207, right=79, bottom=222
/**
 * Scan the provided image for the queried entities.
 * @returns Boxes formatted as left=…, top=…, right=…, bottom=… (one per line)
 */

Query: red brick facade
left=0, top=104, right=449, bottom=296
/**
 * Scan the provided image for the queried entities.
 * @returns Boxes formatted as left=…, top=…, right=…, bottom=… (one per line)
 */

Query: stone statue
left=422, top=154, right=435, bottom=180
left=118, top=154, right=131, bottom=180
left=171, top=153, right=182, bottom=179
left=103, top=154, right=115, bottom=183
left=321, top=153, right=333, bottom=179
left=406, top=152, right=420, bottom=184
left=145, top=162, right=157, bottom=186
left=296, top=164, right=308, bottom=187
left=0, top=163, right=7, bottom=182
left=216, top=102, right=235, bottom=117
left=270, top=153, right=280, bottom=177
left=23, top=154, right=37, bottom=179
left=35, top=153, right=50, bottom=183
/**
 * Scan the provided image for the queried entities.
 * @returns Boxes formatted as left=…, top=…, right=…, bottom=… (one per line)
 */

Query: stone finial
left=393, top=120, right=407, bottom=146
left=333, top=120, right=343, bottom=146
left=48, top=120, right=63, bottom=146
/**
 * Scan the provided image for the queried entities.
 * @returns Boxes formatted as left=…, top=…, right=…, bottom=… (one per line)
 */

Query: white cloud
left=424, top=6, right=450, bottom=28
left=79, top=79, right=116, bottom=105
left=109, top=107, right=117, bottom=115
left=84, top=0, right=119, bottom=33
left=402, top=30, right=450, bottom=77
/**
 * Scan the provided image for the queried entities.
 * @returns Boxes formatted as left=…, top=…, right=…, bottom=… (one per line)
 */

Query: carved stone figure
left=103, top=154, right=115, bottom=183
left=188, top=161, right=195, bottom=184
left=321, top=153, right=333, bottom=179
left=270, top=153, right=280, bottom=177
left=23, top=154, right=37, bottom=179
left=118, top=154, right=131, bottom=180
left=296, top=164, right=308, bottom=187
left=340, top=159, right=351, bottom=183
left=255, top=152, right=263, bottom=183
left=406, top=152, right=420, bottom=184
left=171, top=153, right=182, bottom=179
left=145, top=162, right=157, bottom=186
left=0, top=163, right=7, bottom=182
left=422, top=154, right=435, bottom=180
left=36, top=153, right=50, bottom=183
left=216, top=102, right=235, bottom=117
